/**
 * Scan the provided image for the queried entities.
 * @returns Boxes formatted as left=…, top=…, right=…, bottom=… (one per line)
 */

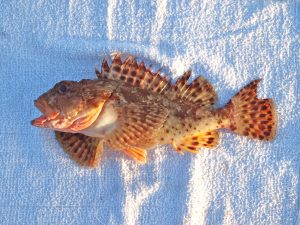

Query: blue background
left=0, top=1, right=299, bottom=224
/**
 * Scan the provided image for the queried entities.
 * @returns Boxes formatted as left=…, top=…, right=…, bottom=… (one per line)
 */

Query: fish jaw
left=31, top=99, right=64, bottom=129
left=31, top=111, right=60, bottom=128
left=31, top=100, right=107, bottom=133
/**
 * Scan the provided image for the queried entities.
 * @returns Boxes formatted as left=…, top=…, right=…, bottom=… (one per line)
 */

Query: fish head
left=31, top=79, right=112, bottom=132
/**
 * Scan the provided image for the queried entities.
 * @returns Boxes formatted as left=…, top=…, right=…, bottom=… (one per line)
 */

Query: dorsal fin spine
left=97, top=55, right=217, bottom=107
left=138, top=61, right=146, bottom=70
left=176, top=70, right=191, bottom=90
left=149, top=73, right=160, bottom=90
left=132, top=60, right=138, bottom=68
left=112, top=54, right=122, bottom=65
left=101, top=58, right=109, bottom=78
left=140, top=70, right=152, bottom=89
left=179, top=85, right=191, bottom=99
left=124, top=56, right=133, bottom=64
left=155, top=76, right=169, bottom=93
left=95, top=68, right=101, bottom=79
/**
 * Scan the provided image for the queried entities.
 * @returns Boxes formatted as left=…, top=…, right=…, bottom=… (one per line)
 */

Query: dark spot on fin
left=95, top=54, right=217, bottom=107
left=169, top=74, right=217, bottom=107
left=222, top=79, right=277, bottom=141
left=172, top=131, right=219, bottom=153
left=96, top=58, right=110, bottom=79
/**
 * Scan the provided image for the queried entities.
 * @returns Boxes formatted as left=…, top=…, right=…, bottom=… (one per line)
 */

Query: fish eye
left=58, top=84, right=67, bottom=93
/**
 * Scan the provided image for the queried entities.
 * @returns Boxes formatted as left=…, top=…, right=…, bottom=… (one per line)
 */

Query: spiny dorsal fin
left=55, top=131, right=103, bottom=167
left=167, top=74, right=217, bottom=107
left=96, top=58, right=109, bottom=79
left=186, top=76, right=217, bottom=106
left=175, top=70, right=192, bottom=96
left=172, top=131, right=219, bottom=154
left=95, top=54, right=217, bottom=106
left=96, top=54, right=171, bottom=94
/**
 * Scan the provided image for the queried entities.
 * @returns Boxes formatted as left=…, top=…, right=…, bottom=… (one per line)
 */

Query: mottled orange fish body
left=32, top=54, right=277, bottom=167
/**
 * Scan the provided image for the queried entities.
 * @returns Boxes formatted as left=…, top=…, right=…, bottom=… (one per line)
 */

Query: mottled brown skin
left=32, top=55, right=277, bottom=167
left=103, top=80, right=218, bottom=149
left=32, top=77, right=220, bottom=161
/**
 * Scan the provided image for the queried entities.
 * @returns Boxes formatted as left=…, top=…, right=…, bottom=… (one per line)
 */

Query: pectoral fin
left=55, top=131, right=103, bottom=167
left=105, top=103, right=168, bottom=163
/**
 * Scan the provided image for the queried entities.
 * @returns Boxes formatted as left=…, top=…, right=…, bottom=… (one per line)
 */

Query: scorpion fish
left=31, top=54, right=277, bottom=167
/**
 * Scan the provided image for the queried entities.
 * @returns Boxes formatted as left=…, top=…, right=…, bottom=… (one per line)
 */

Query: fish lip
left=32, top=98, right=60, bottom=127
left=31, top=111, right=60, bottom=127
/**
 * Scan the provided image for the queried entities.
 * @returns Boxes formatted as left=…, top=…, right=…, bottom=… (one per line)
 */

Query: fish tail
left=220, top=79, right=277, bottom=141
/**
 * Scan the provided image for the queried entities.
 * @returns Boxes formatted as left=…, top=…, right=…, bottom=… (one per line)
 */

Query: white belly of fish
left=80, top=103, right=118, bottom=138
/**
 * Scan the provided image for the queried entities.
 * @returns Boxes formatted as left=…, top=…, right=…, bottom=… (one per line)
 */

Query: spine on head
left=220, top=79, right=277, bottom=141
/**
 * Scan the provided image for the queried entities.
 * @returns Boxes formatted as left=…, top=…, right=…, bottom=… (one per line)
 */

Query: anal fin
left=172, top=131, right=219, bottom=154
left=55, top=131, right=103, bottom=167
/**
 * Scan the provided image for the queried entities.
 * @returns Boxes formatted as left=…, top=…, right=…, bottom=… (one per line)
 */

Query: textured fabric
left=0, top=1, right=299, bottom=224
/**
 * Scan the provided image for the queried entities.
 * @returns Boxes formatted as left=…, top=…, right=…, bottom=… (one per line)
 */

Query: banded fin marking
left=174, top=70, right=192, bottom=98
left=55, top=131, right=103, bottom=167
left=113, top=103, right=168, bottom=146
left=172, top=131, right=219, bottom=154
left=95, top=54, right=217, bottom=107
left=166, top=72, right=217, bottom=107
left=105, top=103, right=169, bottom=162
left=110, top=54, right=122, bottom=79
left=96, top=58, right=110, bottom=79
left=183, top=76, right=217, bottom=106
left=222, top=79, right=277, bottom=141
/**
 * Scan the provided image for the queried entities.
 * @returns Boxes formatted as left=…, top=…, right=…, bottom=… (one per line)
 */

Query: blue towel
left=0, top=1, right=299, bottom=224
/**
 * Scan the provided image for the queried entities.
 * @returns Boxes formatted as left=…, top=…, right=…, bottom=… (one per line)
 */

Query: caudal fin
left=222, top=79, right=277, bottom=141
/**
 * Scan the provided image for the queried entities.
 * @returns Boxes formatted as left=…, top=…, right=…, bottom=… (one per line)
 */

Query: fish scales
left=31, top=54, right=277, bottom=167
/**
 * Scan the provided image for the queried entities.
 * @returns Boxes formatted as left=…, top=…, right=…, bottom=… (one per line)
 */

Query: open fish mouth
left=31, top=99, right=67, bottom=130
left=31, top=111, right=60, bottom=127
left=31, top=99, right=61, bottom=128
left=31, top=99, right=106, bottom=132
